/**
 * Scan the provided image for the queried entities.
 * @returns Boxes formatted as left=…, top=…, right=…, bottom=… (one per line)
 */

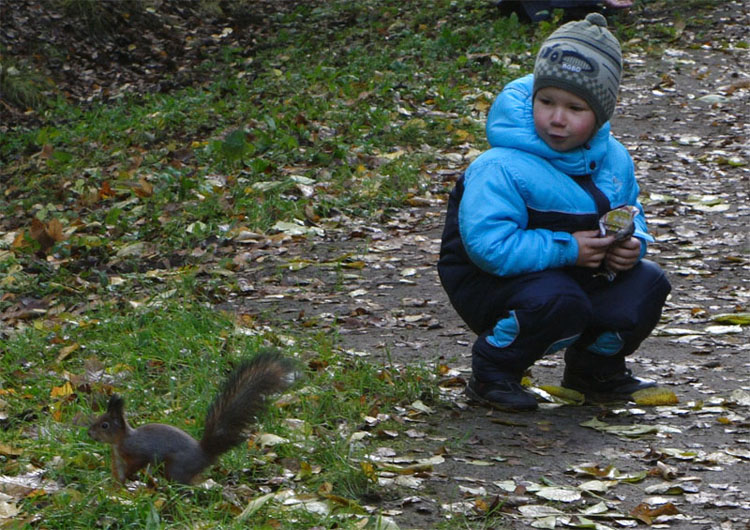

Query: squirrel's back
left=123, top=424, right=209, bottom=483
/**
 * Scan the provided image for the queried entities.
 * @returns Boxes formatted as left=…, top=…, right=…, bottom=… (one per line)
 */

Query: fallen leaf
left=537, top=385, right=585, bottom=405
left=630, top=502, right=680, bottom=525
left=50, top=382, right=74, bottom=398
left=29, top=218, right=66, bottom=253
left=56, top=343, right=80, bottom=363
left=0, top=443, right=23, bottom=457
left=632, top=387, right=679, bottom=406
left=237, top=492, right=275, bottom=521
left=535, top=486, right=581, bottom=502
left=711, top=312, right=750, bottom=326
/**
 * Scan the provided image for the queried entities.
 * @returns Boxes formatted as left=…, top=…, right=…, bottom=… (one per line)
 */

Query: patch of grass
left=0, top=57, right=51, bottom=111
left=0, top=300, right=438, bottom=527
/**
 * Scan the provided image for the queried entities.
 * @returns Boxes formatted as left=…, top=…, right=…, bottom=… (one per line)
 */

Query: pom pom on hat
left=533, top=12, right=623, bottom=127
left=586, top=12, right=609, bottom=28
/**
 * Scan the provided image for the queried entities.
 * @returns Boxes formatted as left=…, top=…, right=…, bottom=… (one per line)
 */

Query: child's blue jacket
left=458, top=74, right=652, bottom=278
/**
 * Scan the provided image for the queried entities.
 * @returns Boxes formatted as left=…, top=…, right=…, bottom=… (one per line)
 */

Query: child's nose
left=550, top=107, right=566, bottom=125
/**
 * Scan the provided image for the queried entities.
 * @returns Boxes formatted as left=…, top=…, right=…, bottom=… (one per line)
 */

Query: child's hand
left=605, top=237, right=641, bottom=272
left=573, top=230, right=614, bottom=268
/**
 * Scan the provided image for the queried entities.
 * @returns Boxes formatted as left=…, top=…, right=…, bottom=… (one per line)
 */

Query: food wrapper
left=599, top=206, right=638, bottom=241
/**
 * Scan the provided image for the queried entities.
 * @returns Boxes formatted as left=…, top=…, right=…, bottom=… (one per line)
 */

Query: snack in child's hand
left=599, top=205, right=638, bottom=241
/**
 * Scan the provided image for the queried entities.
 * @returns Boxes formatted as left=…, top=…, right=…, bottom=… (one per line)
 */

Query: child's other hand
left=605, top=237, right=641, bottom=272
left=573, top=230, right=614, bottom=268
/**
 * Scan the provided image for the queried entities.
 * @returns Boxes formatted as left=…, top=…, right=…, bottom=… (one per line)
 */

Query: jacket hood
left=485, top=74, right=611, bottom=176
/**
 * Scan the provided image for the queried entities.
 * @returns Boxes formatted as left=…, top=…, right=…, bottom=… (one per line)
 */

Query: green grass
left=1, top=300, right=439, bottom=528
left=0, top=57, right=52, bottom=111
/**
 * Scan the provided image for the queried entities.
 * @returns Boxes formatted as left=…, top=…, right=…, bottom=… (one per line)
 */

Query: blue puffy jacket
left=455, top=74, right=651, bottom=279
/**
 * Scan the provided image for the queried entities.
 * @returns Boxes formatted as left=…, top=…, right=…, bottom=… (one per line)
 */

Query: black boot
left=465, top=376, right=539, bottom=412
left=562, top=367, right=655, bottom=400
left=562, top=348, right=655, bottom=401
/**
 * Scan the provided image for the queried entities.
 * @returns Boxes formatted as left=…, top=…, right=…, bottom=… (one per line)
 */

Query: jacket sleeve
left=458, top=159, right=580, bottom=277
left=612, top=141, right=653, bottom=259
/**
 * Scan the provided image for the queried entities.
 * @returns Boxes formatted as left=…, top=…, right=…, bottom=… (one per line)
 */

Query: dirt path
left=225, top=4, right=750, bottom=528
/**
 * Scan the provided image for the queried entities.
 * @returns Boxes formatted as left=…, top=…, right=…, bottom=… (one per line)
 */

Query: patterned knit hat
left=533, top=13, right=622, bottom=127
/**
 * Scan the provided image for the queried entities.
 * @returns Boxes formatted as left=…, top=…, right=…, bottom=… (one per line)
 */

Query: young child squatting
left=438, top=13, right=671, bottom=412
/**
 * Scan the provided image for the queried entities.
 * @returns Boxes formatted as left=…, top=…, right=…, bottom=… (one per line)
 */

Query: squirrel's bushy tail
left=200, top=349, right=296, bottom=458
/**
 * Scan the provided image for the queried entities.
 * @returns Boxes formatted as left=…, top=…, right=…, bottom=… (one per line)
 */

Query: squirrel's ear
left=107, top=394, right=125, bottom=414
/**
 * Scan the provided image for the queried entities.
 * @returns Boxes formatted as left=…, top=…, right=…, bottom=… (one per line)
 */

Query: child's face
left=533, top=87, right=597, bottom=152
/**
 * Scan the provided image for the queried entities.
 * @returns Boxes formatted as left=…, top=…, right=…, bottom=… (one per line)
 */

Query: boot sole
left=464, top=384, right=539, bottom=412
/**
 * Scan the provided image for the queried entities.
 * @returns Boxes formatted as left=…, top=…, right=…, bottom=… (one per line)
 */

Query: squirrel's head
left=88, top=394, right=126, bottom=443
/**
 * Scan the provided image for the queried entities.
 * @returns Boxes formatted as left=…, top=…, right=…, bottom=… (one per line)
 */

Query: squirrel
left=88, top=350, right=296, bottom=484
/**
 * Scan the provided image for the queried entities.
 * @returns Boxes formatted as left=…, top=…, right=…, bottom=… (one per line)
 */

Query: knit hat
left=533, top=12, right=622, bottom=127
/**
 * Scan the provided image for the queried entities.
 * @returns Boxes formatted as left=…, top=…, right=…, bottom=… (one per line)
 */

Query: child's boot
left=467, top=332, right=539, bottom=412
left=465, top=376, right=538, bottom=412
left=562, top=348, right=655, bottom=401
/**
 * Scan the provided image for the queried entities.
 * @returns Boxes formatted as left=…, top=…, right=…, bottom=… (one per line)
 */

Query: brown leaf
left=30, top=218, right=46, bottom=242
left=99, top=180, right=115, bottom=199
left=39, top=144, right=54, bottom=159
left=726, top=79, right=750, bottom=95
left=630, top=502, right=680, bottom=525
left=46, top=218, right=65, bottom=242
left=0, top=443, right=23, bottom=457
left=304, top=203, right=320, bottom=223
left=29, top=218, right=65, bottom=253
left=56, top=343, right=80, bottom=363
left=11, top=230, right=26, bottom=249
left=132, top=177, right=154, bottom=198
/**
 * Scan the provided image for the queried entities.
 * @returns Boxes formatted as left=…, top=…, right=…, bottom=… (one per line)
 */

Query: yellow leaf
left=341, top=260, right=366, bottom=270
left=454, top=129, right=474, bottom=142
left=296, top=461, right=313, bottom=481
left=51, top=402, right=64, bottom=422
left=360, top=462, right=377, bottom=482
left=50, top=382, right=74, bottom=398
left=56, top=343, right=80, bottom=363
left=132, top=177, right=154, bottom=198
left=0, top=443, right=23, bottom=456
left=632, top=387, right=679, bottom=406
left=379, top=462, right=434, bottom=475
left=538, top=385, right=585, bottom=404
left=320, top=493, right=364, bottom=512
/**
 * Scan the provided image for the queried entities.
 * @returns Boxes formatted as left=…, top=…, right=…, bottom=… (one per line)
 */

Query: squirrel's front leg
left=111, top=446, right=145, bottom=482
left=110, top=447, right=129, bottom=482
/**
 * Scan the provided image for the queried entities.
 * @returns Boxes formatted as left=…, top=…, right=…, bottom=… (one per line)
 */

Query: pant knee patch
left=543, top=334, right=581, bottom=355
left=487, top=311, right=520, bottom=349
left=587, top=331, right=624, bottom=356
